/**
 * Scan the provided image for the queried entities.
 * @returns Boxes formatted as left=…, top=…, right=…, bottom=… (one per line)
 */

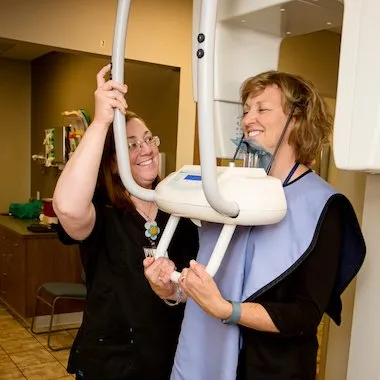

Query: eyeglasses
left=127, top=135, right=160, bottom=152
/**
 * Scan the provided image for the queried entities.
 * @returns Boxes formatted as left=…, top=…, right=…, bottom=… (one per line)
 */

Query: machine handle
left=112, top=0, right=155, bottom=201
left=168, top=223, right=236, bottom=283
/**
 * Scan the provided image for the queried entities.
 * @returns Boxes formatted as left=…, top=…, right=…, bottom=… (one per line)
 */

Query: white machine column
left=192, top=0, right=286, bottom=159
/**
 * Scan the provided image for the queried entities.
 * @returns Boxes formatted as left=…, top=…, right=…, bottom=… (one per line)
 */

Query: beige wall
left=279, top=32, right=366, bottom=380
left=0, top=58, right=30, bottom=211
left=0, top=0, right=195, bottom=169
left=30, top=52, right=180, bottom=198
left=279, top=31, right=341, bottom=98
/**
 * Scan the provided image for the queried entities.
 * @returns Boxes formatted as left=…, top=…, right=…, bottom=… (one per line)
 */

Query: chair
left=31, top=281, right=87, bottom=351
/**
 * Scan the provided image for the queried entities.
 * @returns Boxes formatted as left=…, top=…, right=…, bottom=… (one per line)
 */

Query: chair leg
left=30, top=286, right=44, bottom=334
left=47, top=297, right=58, bottom=351
left=30, top=292, right=83, bottom=351
left=47, top=297, right=73, bottom=351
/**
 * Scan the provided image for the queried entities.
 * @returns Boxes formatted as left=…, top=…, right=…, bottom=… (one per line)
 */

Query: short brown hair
left=96, top=111, right=158, bottom=212
left=240, top=71, right=333, bottom=165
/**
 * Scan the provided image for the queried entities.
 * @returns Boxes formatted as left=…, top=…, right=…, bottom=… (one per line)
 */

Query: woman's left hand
left=179, top=260, right=232, bottom=319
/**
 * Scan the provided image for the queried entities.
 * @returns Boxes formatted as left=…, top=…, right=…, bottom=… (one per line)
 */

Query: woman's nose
left=243, top=110, right=258, bottom=128
left=140, top=140, right=153, bottom=154
left=246, top=109, right=258, bottom=121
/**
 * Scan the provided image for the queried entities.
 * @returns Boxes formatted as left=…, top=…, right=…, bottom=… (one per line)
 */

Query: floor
left=0, top=302, right=327, bottom=379
left=0, top=304, right=77, bottom=379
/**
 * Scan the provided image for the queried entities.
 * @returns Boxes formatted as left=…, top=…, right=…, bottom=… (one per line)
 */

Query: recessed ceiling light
left=280, top=8, right=286, bottom=12
left=286, top=31, right=291, bottom=35
left=241, top=19, right=246, bottom=23
left=326, top=21, right=332, bottom=26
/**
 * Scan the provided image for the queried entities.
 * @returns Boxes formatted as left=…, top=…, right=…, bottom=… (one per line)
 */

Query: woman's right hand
left=93, top=63, right=128, bottom=127
left=143, top=257, right=177, bottom=300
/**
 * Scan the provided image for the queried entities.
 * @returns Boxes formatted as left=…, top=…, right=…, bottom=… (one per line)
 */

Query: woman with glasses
left=53, top=64, right=199, bottom=380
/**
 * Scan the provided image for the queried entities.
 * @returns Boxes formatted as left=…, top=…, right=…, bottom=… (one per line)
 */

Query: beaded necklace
left=136, top=202, right=160, bottom=254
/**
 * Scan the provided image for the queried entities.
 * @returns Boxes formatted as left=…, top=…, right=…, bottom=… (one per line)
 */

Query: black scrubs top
left=58, top=198, right=199, bottom=380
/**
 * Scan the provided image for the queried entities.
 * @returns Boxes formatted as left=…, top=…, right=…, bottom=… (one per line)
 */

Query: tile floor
left=0, top=302, right=327, bottom=379
left=0, top=304, right=77, bottom=379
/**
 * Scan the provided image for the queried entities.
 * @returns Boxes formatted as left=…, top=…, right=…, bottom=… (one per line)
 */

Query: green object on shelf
left=9, top=200, right=43, bottom=219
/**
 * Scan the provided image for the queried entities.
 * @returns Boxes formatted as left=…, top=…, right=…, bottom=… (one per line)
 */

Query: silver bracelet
left=163, top=284, right=183, bottom=307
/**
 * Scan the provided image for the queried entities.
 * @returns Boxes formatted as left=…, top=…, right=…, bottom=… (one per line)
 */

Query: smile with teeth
left=138, top=159, right=153, bottom=166
left=248, top=130, right=263, bottom=137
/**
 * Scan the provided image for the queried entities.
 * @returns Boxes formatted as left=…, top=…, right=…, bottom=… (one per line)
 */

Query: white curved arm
left=204, top=224, right=236, bottom=277
left=167, top=223, right=236, bottom=284
left=197, top=0, right=239, bottom=217
left=153, top=215, right=182, bottom=282
left=112, top=0, right=155, bottom=201
left=155, top=215, right=181, bottom=259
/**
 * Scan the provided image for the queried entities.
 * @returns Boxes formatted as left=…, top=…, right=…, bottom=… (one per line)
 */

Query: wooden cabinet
left=0, top=228, right=26, bottom=315
left=0, top=216, right=82, bottom=318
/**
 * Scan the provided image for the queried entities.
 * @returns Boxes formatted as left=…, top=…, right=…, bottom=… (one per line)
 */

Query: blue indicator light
left=184, top=175, right=202, bottom=181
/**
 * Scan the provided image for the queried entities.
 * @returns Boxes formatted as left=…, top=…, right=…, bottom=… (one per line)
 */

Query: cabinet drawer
left=0, top=229, right=25, bottom=254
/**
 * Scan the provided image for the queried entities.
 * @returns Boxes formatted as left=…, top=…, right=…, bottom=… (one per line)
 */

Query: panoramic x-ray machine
left=111, top=0, right=380, bottom=378
left=111, top=0, right=380, bottom=281
left=111, top=0, right=289, bottom=283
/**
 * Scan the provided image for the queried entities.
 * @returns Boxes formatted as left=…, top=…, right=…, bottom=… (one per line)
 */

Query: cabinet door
left=0, top=253, right=8, bottom=297
left=0, top=228, right=26, bottom=315
left=0, top=232, right=6, bottom=294
left=4, top=250, right=26, bottom=315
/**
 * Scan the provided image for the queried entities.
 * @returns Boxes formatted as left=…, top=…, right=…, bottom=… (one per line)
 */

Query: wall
left=279, top=31, right=366, bottom=380
left=31, top=51, right=180, bottom=198
left=0, top=0, right=195, bottom=169
left=0, top=58, right=30, bottom=211
left=279, top=30, right=341, bottom=98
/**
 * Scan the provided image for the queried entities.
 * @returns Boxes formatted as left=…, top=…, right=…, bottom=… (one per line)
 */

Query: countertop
left=0, top=215, right=58, bottom=238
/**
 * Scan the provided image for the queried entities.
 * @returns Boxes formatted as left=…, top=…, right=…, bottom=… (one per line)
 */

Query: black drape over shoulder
left=237, top=194, right=366, bottom=380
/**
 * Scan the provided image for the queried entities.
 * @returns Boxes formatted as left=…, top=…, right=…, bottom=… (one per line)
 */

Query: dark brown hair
left=240, top=71, right=333, bottom=165
left=96, top=111, right=159, bottom=212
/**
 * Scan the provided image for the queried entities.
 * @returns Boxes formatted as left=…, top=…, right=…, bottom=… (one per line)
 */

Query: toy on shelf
left=32, top=109, right=90, bottom=168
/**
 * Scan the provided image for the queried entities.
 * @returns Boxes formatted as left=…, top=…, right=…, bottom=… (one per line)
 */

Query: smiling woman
left=126, top=117, right=161, bottom=189
left=144, top=70, right=365, bottom=380
left=52, top=64, right=199, bottom=380
left=240, top=71, right=332, bottom=173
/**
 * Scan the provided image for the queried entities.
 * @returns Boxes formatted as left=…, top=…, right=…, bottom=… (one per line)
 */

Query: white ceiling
left=224, top=0, right=343, bottom=37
